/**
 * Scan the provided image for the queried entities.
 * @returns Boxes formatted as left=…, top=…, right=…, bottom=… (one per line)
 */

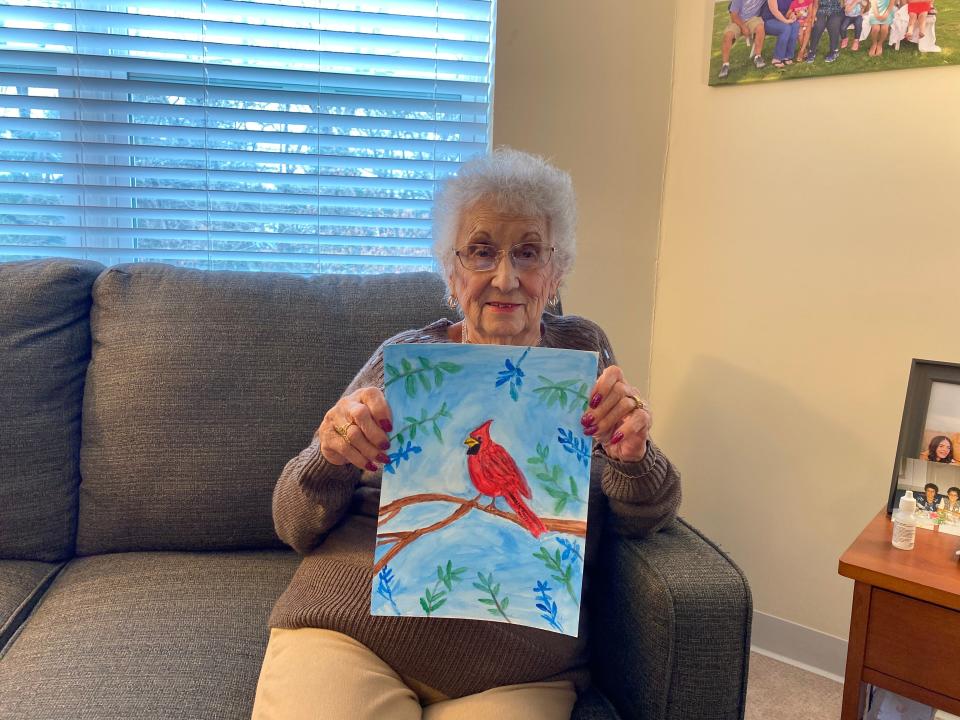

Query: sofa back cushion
left=78, top=263, right=454, bottom=554
left=0, top=259, right=103, bottom=561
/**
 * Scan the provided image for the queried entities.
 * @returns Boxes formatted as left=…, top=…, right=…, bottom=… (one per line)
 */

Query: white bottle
left=892, top=491, right=917, bottom=551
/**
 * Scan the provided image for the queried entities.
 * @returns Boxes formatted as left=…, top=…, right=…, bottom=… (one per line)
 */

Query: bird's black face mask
left=465, top=438, right=481, bottom=455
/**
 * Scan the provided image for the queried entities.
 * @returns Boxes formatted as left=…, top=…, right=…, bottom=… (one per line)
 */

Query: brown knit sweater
left=268, top=314, right=681, bottom=699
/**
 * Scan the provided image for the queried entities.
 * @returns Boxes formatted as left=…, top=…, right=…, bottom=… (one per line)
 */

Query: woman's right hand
left=318, top=386, right=394, bottom=472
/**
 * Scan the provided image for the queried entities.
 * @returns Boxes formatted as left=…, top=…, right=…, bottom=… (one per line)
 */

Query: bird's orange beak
left=463, top=436, right=479, bottom=448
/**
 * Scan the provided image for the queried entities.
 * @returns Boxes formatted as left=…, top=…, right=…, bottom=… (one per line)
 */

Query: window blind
left=0, top=0, right=495, bottom=273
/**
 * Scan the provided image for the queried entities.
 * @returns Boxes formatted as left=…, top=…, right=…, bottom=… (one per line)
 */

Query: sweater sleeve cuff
left=597, top=440, right=671, bottom=503
left=298, top=439, right=361, bottom=498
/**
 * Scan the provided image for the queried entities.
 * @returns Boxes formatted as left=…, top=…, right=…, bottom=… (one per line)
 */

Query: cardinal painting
left=372, top=342, right=598, bottom=636
left=464, top=420, right=547, bottom=538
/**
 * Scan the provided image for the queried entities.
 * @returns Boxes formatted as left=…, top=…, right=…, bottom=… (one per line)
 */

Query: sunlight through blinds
left=0, top=0, right=495, bottom=273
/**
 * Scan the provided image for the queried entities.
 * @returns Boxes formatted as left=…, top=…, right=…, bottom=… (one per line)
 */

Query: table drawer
left=864, top=588, right=960, bottom=701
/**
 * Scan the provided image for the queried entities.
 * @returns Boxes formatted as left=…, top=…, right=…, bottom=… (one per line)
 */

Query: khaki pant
left=252, top=628, right=577, bottom=720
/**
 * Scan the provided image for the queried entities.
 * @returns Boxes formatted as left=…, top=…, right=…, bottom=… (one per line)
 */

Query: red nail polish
left=377, top=453, right=390, bottom=464
left=380, top=419, right=393, bottom=432
left=590, top=393, right=602, bottom=409
left=584, top=425, right=598, bottom=436
left=610, top=431, right=624, bottom=445
left=380, top=442, right=390, bottom=451
left=581, top=413, right=594, bottom=426
left=366, top=462, right=378, bottom=472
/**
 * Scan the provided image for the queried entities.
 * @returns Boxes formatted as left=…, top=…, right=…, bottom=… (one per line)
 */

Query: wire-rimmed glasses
left=454, top=242, right=555, bottom=272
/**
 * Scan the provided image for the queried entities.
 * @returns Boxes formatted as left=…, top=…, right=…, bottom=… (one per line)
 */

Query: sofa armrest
left=591, top=518, right=752, bottom=720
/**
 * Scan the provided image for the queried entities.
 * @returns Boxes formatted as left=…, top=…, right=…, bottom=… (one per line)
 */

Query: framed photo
left=708, top=0, right=959, bottom=87
left=888, top=359, right=960, bottom=531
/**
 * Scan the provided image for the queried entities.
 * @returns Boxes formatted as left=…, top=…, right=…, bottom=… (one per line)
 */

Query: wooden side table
left=838, top=509, right=960, bottom=719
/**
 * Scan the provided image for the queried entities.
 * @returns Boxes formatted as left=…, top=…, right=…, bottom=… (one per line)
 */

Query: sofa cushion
left=0, top=560, right=63, bottom=654
left=78, top=263, right=456, bottom=553
left=0, top=259, right=103, bottom=561
left=0, top=550, right=300, bottom=719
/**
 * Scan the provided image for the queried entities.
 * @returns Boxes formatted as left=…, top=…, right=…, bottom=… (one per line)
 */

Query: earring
left=445, top=295, right=459, bottom=310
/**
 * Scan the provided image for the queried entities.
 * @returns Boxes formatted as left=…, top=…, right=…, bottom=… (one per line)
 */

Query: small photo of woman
left=924, top=434, right=958, bottom=464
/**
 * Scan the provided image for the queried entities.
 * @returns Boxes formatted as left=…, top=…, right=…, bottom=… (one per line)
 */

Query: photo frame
left=888, top=359, right=960, bottom=531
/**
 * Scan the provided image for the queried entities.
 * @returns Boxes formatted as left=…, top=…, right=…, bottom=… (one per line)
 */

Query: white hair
left=432, top=148, right=577, bottom=291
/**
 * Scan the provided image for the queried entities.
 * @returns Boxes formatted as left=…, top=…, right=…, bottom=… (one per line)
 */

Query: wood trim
left=862, top=669, right=960, bottom=716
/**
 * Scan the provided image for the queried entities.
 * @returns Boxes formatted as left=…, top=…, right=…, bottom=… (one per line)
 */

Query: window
left=0, top=0, right=495, bottom=273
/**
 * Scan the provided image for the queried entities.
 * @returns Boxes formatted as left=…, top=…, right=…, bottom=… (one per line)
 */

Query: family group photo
left=709, top=0, right=959, bottom=84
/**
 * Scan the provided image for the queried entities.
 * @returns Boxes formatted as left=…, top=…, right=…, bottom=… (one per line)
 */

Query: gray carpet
left=745, top=652, right=841, bottom=720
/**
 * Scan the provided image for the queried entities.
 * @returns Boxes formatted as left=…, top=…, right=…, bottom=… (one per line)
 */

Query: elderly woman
left=251, top=149, right=681, bottom=720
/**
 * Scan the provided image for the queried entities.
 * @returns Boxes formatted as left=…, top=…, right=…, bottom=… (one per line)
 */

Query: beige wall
left=493, top=0, right=675, bottom=393
left=653, top=3, right=960, bottom=638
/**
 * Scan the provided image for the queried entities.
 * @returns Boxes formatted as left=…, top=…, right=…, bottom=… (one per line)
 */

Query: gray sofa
left=0, top=259, right=752, bottom=720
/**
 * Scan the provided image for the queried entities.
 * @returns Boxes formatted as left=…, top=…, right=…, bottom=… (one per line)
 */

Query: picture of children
left=791, top=0, right=816, bottom=58
left=840, top=0, right=869, bottom=50
left=869, top=0, right=897, bottom=56
left=905, top=1, right=933, bottom=40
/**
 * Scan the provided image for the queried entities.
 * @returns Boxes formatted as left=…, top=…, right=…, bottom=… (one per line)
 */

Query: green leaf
left=440, top=402, right=448, bottom=415
left=538, top=375, right=553, bottom=384
left=419, top=356, right=431, bottom=369
left=433, top=422, right=442, bottom=443
left=558, top=390, right=568, bottom=407
left=527, top=456, right=544, bottom=465
left=396, top=432, right=404, bottom=446
left=405, top=375, right=416, bottom=398
left=437, top=566, right=445, bottom=582
left=437, top=361, right=462, bottom=373
left=554, top=549, right=563, bottom=565
left=579, top=382, right=588, bottom=397
left=385, top=364, right=400, bottom=379
left=472, top=582, right=487, bottom=592
left=434, top=369, right=444, bottom=387
left=532, top=387, right=549, bottom=396
left=477, top=598, right=496, bottom=605
left=559, top=379, right=578, bottom=388
left=537, top=472, right=554, bottom=483
left=551, top=574, right=567, bottom=584
left=453, top=567, right=467, bottom=577
left=492, top=583, right=500, bottom=596
left=420, top=598, right=431, bottom=614
left=569, top=477, right=578, bottom=496
left=488, top=608, right=501, bottom=615
left=544, top=487, right=566, bottom=499
left=552, top=465, right=562, bottom=481
left=547, top=391, right=558, bottom=408
left=404, top=416, right=418, bottom=425
left=446, top=559, right=453, bottom=573
left=500, top=596, right=509, bottom=610
left=401, top=358, right=413, bottom=373
left=424, top=587, right=433, bottom=602
left=555, top=497, right=568, bottom=514
left=431, top=598, right=447, bottom=611
left=442, top=575, right=452, bottom=592
left=410, top=425, right=417, bottom=440
left=418, top=373, right=431, bottom=392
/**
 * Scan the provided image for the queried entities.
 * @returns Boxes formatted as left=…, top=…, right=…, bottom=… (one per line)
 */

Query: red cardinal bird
left=464, top=419, right=547, bottom=538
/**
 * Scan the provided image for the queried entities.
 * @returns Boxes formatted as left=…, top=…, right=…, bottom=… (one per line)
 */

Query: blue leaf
left=495, top=376, right=511, bottom=387
left=505, top=358, right=515, bottom=371
left=536, top=603, right=550, bottom=613
left=509, top=384, right=519, bottom=402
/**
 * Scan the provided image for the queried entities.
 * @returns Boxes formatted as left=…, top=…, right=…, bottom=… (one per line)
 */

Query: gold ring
left=334, top=420, right=357, bottom=441
left=629, top=394, right=646, bottom=412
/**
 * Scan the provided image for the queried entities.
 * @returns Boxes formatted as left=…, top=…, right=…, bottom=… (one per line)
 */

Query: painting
left=370, top=343, right=599, bottom=637
left=888, top=359, right=960, bottom=534
left=708, top=0, right=958, bottom=86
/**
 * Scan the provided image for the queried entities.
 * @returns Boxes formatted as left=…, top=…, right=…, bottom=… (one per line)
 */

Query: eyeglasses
left=454, top=242, right=555, bottom=272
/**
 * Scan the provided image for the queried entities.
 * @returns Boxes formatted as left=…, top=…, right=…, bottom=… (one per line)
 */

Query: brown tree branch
left=372, top=493, right=586, bottom=575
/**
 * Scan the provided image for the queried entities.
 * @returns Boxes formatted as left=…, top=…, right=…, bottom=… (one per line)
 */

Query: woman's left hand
left=580, top=365, right=652, bottom=463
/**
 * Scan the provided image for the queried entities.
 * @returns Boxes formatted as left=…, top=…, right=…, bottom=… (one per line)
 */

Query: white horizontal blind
left=0, top=0, right=494, bottom=273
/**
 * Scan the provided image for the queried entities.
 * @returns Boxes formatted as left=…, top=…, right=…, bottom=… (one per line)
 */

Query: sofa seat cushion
left=0, top=550, right=299, bottom=720
left=79, top=263, right=455, bottom=554
left=0, top=259, right=103, bottom=560
left=0, top=560, right=63, bottom=653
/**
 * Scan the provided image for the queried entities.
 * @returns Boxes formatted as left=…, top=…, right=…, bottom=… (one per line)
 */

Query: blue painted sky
left=371, top=343, right=598, bottom=636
